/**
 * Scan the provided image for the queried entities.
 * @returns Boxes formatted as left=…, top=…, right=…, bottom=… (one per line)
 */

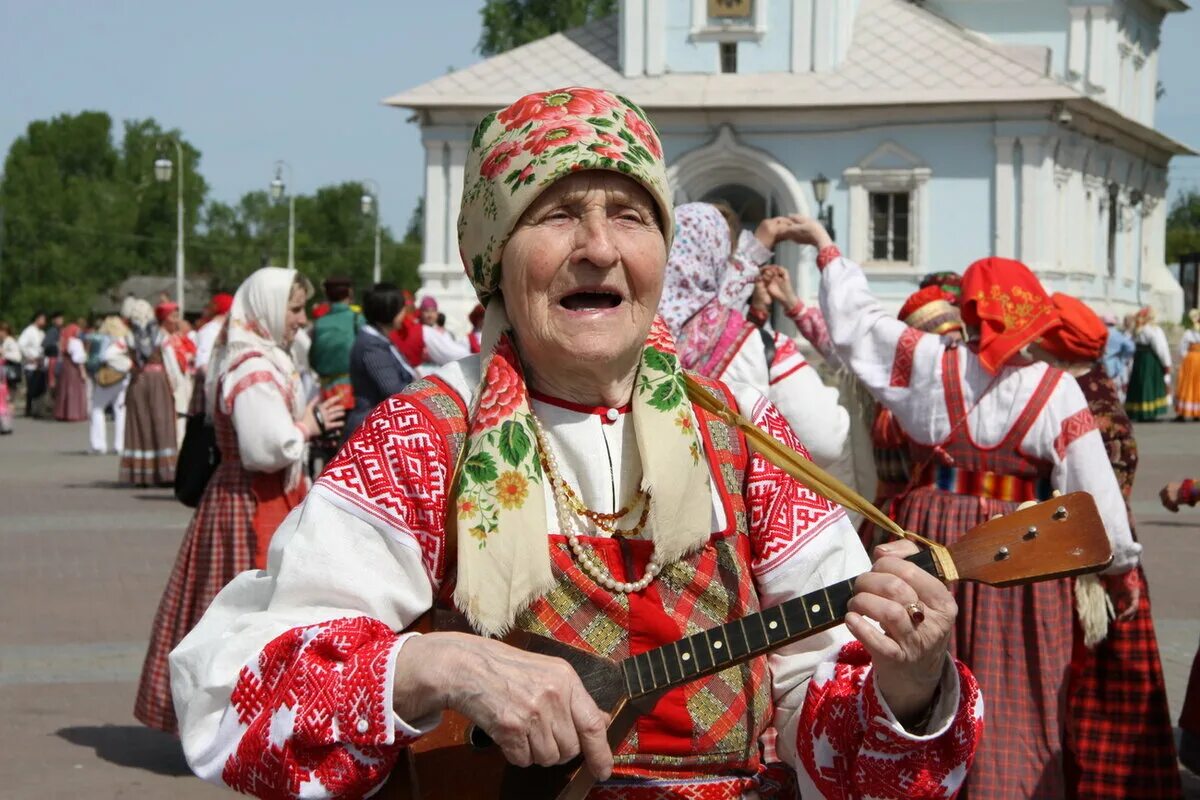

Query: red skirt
left=133, top=460, right=306, bottom=734
left=895, top=486, right=1073, bottom=800
left=1064, top=567, right=1182, bottom=798
left=54, top=362, right=89, bottom=421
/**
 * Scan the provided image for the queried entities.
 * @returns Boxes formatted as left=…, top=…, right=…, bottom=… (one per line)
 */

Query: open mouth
left=559, top=289, right=623, bottom=311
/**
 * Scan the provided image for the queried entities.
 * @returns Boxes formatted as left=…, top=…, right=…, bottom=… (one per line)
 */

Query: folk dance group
left=104, top=87, right=1192, bottom=799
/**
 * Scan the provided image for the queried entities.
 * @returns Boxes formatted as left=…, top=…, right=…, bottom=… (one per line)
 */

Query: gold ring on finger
left=906, top=601, right=925, bottom=625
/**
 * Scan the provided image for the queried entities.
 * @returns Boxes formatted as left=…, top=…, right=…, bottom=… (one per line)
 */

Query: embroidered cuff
left=784, top=300, right=806, bottom=321
left=748, top=307, right=770, bottom=327
left=864, top=654, right=961, bottom=744
left=389, top=632, right=444, bottom=743
left=816, top=245, right=841, bottom=270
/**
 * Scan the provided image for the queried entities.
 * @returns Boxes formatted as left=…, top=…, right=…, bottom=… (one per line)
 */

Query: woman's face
left=283, top=286, right=308, bottom=346
left=499, top=171, right=666, bottom=377
left=162, top=310, right=181, bottom=334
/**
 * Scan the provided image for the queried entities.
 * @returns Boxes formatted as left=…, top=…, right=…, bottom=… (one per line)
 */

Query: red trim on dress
left=890, top=328, right=924, bottom=388
left=816, top=245, right=841, bottom=269
left=768, top=361, right=808, bottom=386
left=529, top=387, right=631, bottom=422
left=1053, top=407, right=1097, bottom=460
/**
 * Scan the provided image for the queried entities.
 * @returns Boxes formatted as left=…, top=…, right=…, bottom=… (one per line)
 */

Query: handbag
left=174, top=412, right=222, bottom=507
left=95, top=365, right=125, bottom=388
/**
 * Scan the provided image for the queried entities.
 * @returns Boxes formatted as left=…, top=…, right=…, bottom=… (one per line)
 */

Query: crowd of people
left=3, top=85, right=1199, bottom=800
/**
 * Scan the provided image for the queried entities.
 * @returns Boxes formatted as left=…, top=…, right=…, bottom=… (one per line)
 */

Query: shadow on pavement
left=56, top=725, right=192, bottom=777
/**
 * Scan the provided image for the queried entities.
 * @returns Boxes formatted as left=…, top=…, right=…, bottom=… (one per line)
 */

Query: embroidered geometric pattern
left=890, top=328, right=924, bottom=388
left=317, top=395, right=457, bottom=583
left=1053, top=407, right=1098, bottom=460
left=796, top=641, right=983, bottom=800
left=744, top=403, right=844, bottom=577
left=221, top=617, right=410, bottom=799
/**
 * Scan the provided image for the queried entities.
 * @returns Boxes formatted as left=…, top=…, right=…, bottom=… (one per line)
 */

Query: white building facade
left=387, top=0, right=1191, bottom=333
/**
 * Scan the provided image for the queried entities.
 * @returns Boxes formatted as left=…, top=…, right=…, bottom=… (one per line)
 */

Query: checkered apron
left=1064, top=369, right=1182, bottom=799
left=894, top=348, right=1069, bottom=800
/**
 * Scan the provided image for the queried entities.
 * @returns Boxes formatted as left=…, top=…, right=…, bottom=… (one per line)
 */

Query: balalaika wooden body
left=378, top=492, right=1112, bottom=800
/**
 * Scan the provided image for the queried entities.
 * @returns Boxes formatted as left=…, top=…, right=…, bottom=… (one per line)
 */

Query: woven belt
left=916, top=464, right=1052, bottom=503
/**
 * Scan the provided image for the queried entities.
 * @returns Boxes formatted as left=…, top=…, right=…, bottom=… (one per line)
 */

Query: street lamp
left=154, top=138, right=186, bottom=314
left=361, top=180, right=382, bottom=284
left=270, top=160, right=296, bottom=269
left=812, top=173, right=836, bottom=242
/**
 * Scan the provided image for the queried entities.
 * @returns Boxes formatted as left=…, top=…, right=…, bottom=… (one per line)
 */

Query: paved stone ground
left=1, top=415, right=1198, bottom=798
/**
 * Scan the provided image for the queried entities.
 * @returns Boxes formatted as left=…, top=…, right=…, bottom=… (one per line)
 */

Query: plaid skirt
left=134, top=461, right=257, bottom=734
left=1064, top=567, right=1182, bottom=799
left=120, top=367, right=177, bottom=486
left=895, top=486, right=1073, bottom=800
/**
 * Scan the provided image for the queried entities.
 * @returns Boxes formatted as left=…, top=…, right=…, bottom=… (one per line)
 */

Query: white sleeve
left=422, top=327, right=471, bottom=366
left=161, top=342, right=185, bottom=392
left=1152, top=326, right=1172, bottom=369
left=18, top=329, right=41, bottom=362
left=67, top=338, right=87, bottom=364
left=819, top=255, right=950, bottom=444
left=224, top=363, right=307, bottom=473
left=1021, top=374, right=1141, bottom=573
left=766, top=333, right=850, bottom=468
left=170, top=490, right=437, bottom=789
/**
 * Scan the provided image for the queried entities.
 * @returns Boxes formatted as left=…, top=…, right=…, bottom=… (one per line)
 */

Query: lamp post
left=270, top=160, right=296, bottom=269
left=154, top=138, right=186, bottom=314
left=812, top=173, right=836, bottom=243
left=361, top=180, right=382, bottom=284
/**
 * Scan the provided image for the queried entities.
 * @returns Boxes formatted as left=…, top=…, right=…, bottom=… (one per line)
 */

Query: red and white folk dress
left=134, top=351, right=309, bottom=735
left=166, top=355, right=982, bottom=800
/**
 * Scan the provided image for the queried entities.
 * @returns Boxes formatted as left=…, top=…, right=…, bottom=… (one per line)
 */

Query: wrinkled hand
left=781, top=215, right=835, bottom=251
left=845, top=539, right=955, bottom=727
left=1103, top=571, right=1142, bottom=621
left=762, top=265, right=799, bottom=309
left=750, top=273, right=772, bottom=315
left=394, top=632, right=614, bottom=780
left=1160, top=482, right=1182, bottom=512
left=302, top=396, right=347, bottom=439
left=754, top=216, right=798, bottom=250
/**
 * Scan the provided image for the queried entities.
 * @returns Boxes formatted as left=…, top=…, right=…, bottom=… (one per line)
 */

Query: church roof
left=385, top=0, right=1076, bottom=111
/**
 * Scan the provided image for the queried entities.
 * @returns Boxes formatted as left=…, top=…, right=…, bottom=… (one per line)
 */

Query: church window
left=720, top=42, right=738, bottom=73
left=869, top=191, right=910, bottom=263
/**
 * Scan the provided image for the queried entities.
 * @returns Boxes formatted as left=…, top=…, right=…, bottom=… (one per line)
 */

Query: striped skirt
left=1065, top=567, right=1182, bottom=799
left=119, top=367, right=177, bottom=486
left=1125, top=346, right=1169, bottom=421
left=134, top=461, right=257, bottom=734
left=895, top=486, right=1073, bottom=800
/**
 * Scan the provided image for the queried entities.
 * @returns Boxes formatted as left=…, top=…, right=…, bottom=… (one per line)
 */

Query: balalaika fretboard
left=621, top=549, right=938, bottom=699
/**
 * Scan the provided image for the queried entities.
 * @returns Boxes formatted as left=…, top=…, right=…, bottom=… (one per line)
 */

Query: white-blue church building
left=387, top=0, right=1192, bottom=333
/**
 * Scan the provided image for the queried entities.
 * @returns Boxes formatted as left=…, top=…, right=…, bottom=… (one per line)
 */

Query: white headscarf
left=206, top=267, right=310, bottom=487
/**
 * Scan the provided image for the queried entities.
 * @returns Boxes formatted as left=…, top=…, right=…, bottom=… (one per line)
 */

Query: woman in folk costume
left=1031, top=293, right=1182, bottom=799
left=1125, top=306, right=1172, bottom=421
left=156, top=301, right=197, bottom=445
left=853, top=286, right=965, bottom=551
left=1175, top=308, right=1200, bottom=420
left=818, top=239, right=1141, bottom=798
left=169, top=88, right=981, bottom=800
left=663, top=202, right=849, bottom=467
left=134, top=268, right=344, bottom=735
left=53, top=322, right=90, bottom=422
left=120, top=299, right=178, bottom=486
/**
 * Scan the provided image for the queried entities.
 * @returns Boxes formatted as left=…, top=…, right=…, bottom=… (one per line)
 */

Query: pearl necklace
left=528, top=411, right=662, bottom=594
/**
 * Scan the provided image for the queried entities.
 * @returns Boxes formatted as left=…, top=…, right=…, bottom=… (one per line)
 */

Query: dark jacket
left=345, top=325, right=414, bottom=438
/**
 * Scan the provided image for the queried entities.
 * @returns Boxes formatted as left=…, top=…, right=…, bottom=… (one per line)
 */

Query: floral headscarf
left=659, top=203, right=734, bottom=332
left=454, top=87, right=712, bottom=637
left=960, top=257, right=1061, bottom=374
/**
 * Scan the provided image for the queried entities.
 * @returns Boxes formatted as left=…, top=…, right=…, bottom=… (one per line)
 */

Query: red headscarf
left=154, top=301, right=179, bottom=324
left=210, top=292, right=234, bottom=316
left=1039, top=293, right=1108, bottom=363
left=960, top=257, right=1060, bottom=374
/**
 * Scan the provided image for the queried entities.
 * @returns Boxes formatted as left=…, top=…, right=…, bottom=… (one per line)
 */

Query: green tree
left=477, top=0, right=617, bottom=55
left=0, top=112, right=207, bottom=325
left=1167, top=190, right=1200, bottom=264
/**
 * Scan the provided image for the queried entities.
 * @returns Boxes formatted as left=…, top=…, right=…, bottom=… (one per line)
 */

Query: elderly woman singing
left=170, top=88, right=980, bottom=800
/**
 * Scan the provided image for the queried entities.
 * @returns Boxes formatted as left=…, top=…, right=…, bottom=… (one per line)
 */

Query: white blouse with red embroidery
left=818, top=253, right=1140, bottom=574
left=169, top=355, right=982, bottom=800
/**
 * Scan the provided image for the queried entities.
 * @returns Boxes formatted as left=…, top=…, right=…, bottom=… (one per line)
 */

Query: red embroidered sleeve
left=1053, top=407, right=1098, bottom=460
left=768, top=335, right=810, bottom=386
left=797, top=641, right=983, bottom=800
left=221, top=617, right=414, bottom=799
left=317, top=396, right=456, bottom=583
left=889, top=328, right=924, bottom=388
left=745, top=402, right=843, bottom=577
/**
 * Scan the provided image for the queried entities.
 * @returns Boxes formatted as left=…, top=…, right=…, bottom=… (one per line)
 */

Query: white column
left=620, top=0, right=646, bottom=77
left=1087, top=7, right=1111, bottom=97
left=812, top=0, right=835, bottom=72
left=422, top=139, right=448, bottom=266
left=994, top=136, right=1016, bottom=257
left=443, top=140, right=468, bottom=273
left=791, top=0, right=813, bottom=73
left=645, top=0, right=666, bottom=75
left=1067, top=6, right=1088, bottom=84
left=1019, top=137, right=1047, bottom=268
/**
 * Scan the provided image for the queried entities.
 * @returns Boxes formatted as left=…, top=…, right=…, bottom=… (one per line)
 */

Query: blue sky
left=2, top=0, right=1198, bottom=238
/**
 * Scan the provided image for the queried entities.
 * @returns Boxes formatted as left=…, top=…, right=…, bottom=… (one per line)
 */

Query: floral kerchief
left=452, top=88, right=711, bottom=637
